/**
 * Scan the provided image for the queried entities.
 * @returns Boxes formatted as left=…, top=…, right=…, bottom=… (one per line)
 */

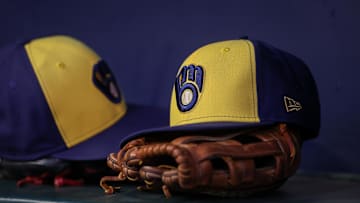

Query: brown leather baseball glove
left=100, top=123, right=302, bottom=198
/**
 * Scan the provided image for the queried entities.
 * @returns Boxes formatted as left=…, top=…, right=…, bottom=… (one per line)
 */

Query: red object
left=16, top=173, right=52, bottom=187
left=54, top=176, right=84, bottom=187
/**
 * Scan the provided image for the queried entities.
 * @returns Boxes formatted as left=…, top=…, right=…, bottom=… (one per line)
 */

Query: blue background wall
left=1, top=0, right=359, bottom=173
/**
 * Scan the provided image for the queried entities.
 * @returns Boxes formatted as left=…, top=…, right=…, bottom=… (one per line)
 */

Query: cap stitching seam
left=175, top=115, right=258, bottom=125
left=246, top=40, right=257, bottom=118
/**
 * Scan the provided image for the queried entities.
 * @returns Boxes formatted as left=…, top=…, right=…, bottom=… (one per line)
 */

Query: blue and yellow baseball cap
left=122, top=38, right=320, bottom=144
left=0, top=35, right=167, bottom=161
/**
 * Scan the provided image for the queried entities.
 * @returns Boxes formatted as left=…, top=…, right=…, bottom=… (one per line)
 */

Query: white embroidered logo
left=284, top=96, right=302, bottom=112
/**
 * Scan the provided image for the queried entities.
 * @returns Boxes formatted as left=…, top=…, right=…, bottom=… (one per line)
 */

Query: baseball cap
left=121, top=38, right=320, bottom=145
left=0, top=35, right=167, bottom=161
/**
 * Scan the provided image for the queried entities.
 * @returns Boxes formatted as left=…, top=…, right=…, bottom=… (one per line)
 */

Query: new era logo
left=284, top=96, right=302, bottom=112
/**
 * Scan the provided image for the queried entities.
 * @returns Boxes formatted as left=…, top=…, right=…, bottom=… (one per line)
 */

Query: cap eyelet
left=57, top=62, right=66, bottom=69
left=223, top=47, right=230, bottom=52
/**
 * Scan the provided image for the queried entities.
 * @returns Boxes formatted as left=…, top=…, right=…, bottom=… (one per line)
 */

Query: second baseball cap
left=0, top=35, right=167, bottom=161
left=121, top=38, right=320, bottom=145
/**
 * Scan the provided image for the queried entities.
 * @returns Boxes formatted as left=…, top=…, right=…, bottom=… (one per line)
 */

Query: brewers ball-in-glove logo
left=93, top=60, right=122, bottom=103
left=175, top=65, right=204, bottom=112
